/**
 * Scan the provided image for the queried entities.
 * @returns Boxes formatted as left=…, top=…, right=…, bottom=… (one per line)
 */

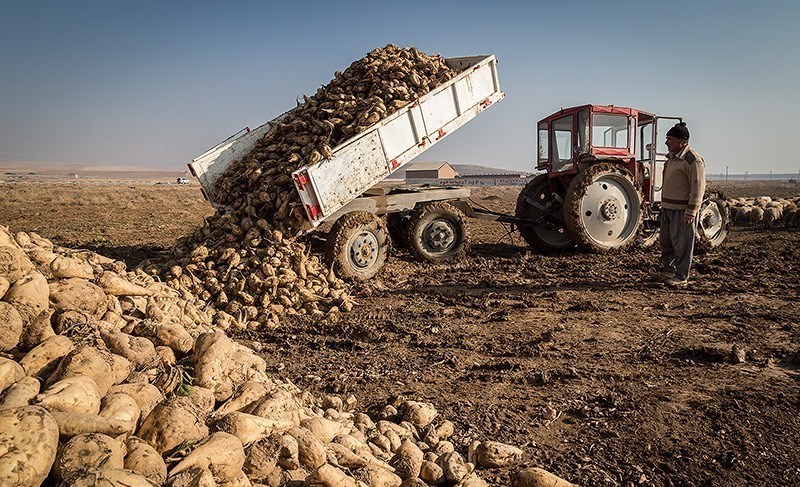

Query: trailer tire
left=386, top=212, right=411, bottom=248
left=405, top=202, right=468, bottom=262
left=325, top=211, right=391, bottom=281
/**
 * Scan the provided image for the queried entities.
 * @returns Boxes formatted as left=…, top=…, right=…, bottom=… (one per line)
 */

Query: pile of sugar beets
left=0, top=45, right=577, bottom=487
left=163, top=43, right=464, bottom=331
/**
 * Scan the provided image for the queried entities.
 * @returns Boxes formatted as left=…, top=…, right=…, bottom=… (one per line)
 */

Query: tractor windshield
left=592, top=114, right=629, bottom=149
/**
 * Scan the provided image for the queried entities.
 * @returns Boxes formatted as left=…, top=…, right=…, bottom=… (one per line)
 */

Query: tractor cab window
left=592, top=114, right=629, bottom=149
left=638, top=122, right=653, bottom=161
left=537, top=122, right=548, bottom=166
left=550, top=115, right=574, bottom=172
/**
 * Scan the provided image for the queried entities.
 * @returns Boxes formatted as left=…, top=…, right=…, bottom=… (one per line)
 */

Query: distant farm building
left=405, top=162, right=458, bottom=180
left=66, top=173, right=79, bottom=178
left=405, top=162, right=531, bottom=186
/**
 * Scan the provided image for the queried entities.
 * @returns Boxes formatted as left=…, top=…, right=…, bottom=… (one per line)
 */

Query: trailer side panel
left=295, top=54, right=503, bottom=227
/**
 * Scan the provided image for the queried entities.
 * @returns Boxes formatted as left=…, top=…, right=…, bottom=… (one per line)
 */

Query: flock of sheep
left=727, top=195, right=800, bottom=229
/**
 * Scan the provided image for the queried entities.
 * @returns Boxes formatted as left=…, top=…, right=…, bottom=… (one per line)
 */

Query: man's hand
left=682, top=212, right=695, bottom=227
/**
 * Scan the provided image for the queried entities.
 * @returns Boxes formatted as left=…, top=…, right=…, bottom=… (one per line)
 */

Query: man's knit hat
left=666, top=122, right=690, bottom=140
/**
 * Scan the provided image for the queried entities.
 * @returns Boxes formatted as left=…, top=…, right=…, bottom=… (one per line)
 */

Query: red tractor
left=515, top=104, right=729, bottom=252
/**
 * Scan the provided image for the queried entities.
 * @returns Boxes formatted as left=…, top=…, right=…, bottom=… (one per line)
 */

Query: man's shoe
left=650, top=271, right=674, bottom=282
left=665, top=277, right=688, bottom=288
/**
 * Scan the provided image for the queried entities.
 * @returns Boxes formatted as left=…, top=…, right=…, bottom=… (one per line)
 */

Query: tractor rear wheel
left=405, top=201, right=468, bottom=262
left=325, top=211, right=391, bottom=281
left=694, top=189, right=729, bottom=253
left=515, top=174, right=573, bottom=252
left=563, top=163, right=642, bottom=252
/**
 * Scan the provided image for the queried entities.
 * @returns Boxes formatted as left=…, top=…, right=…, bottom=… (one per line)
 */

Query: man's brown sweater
left=661, top=145, right=706, bottom=217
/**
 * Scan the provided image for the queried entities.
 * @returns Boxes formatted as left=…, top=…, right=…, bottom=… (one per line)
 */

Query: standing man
left=659, top=122, right=706, bottom=287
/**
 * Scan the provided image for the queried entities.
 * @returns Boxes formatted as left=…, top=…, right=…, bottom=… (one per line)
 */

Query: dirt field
left=1, top=177, right=798, bottom=487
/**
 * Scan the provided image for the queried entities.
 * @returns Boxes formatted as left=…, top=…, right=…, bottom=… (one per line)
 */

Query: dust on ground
left=1, top=178, right=798, bottom=487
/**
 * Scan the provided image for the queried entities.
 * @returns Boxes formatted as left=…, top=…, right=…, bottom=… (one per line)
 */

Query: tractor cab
left=535, top=104, right=681, bottom=205
left=516, top=104, right=726, bottom=253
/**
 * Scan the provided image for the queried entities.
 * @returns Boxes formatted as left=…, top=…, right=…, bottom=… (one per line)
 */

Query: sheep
left=790, top=209, right=800, bottom=228
left=766, top=201, right=782, bottom=210
left=763, top=207, right=782, bottom=228
left=783, top=209, right=798, bottom=228
left=749, top=206, right=765, bottom=225
left=735, top=206, right=752, bottom=225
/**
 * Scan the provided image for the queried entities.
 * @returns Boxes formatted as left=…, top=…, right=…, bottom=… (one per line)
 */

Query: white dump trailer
left=189, top=54, right=504, bottom=280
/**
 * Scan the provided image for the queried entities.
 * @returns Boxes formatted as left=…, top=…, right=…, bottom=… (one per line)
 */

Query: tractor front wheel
left=563, top=163, right=643, bottom=252
left=694, top=190, right=729, bottom=253
left=637, top=225, right=660, bottom=248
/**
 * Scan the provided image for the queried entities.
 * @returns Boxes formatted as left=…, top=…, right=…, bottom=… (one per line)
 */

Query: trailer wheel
left=325, top=212, right=391, bottom=281
left=386, top=212, right=411, bottom=248
left=405, top=202, right=468, bottom=262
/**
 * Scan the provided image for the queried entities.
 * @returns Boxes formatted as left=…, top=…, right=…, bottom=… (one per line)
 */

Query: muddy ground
left=1, top=177, right=798, bottom=487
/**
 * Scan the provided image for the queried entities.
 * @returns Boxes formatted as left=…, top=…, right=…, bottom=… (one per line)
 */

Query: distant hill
left=392, top=163, right=527, bottom=179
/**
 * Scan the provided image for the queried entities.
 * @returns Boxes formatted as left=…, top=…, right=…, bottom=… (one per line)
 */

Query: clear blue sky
left=1, top=0, right=798, bottom=174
